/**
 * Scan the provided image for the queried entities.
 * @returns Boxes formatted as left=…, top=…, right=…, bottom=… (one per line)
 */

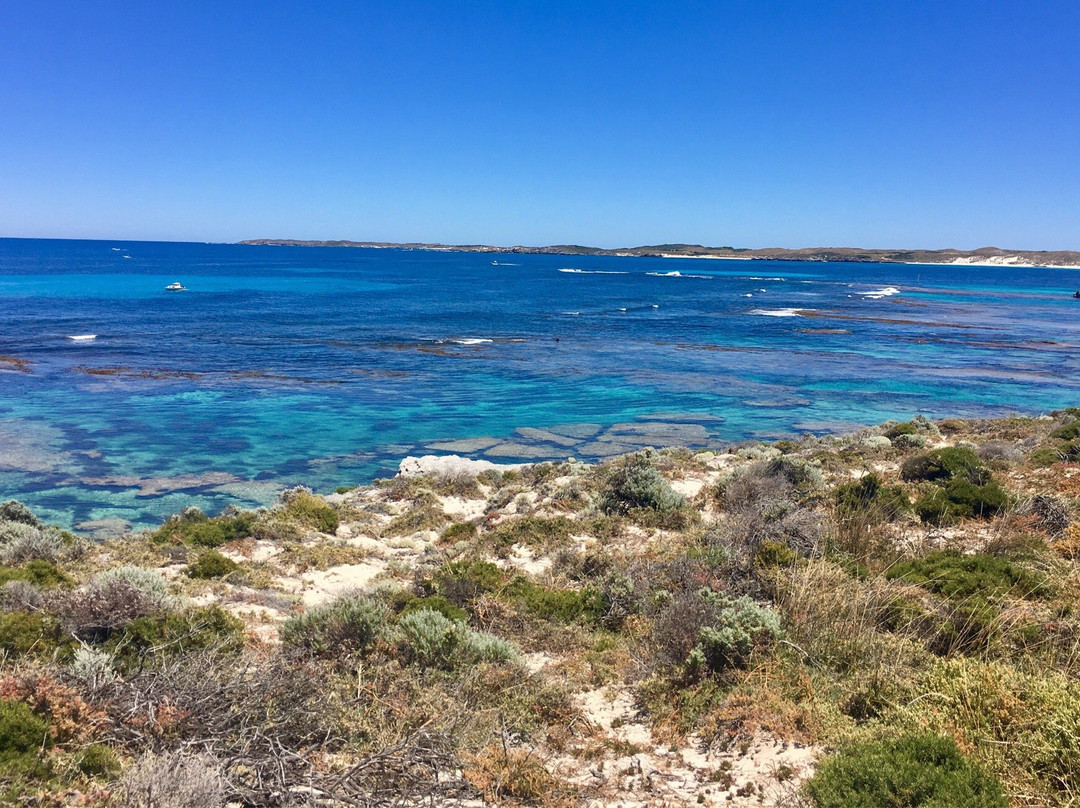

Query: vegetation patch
left=394, top=608, right=517, bottom=670
left=150, top=508, right=257, bottom=548
left=486, top=516, right=574, bottom=554
left=803, top=733, right=1006, bottom=808
left=383, top=503, right=448, bottom=537
left=835, top=474, right=910, bottom=522
left=651, top=588, right=782, bottom=678
left=504, top=576, right=607, bottom=624
left=186, top=549, right=240, bottom=579
left=278, top=489, right=340, bottom=534
left=0, top=612, right=65, bottom=659
left=900, top=448, right=1009, bottom=524
left=0, top=700, right=51, bottom=777
left=600, top=453, right=689, bottom=525
left=280, top=593, right=388, bottom=659
left=0, top=560, right=71, bottom=589
left=102, top=606, right=244, bottom=671
left=886, top=550, right=1048, bottom=603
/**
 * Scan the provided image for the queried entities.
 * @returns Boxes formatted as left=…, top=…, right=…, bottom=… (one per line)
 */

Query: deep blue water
left=1, top=238, right=1078, bottom=531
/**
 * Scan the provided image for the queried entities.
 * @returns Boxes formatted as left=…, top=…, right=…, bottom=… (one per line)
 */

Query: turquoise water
left=1, top=238, right=1077, bottom=532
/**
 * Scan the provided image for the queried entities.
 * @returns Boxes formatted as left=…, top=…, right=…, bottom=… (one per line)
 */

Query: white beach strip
left=658, top=253, right=754, bottom=260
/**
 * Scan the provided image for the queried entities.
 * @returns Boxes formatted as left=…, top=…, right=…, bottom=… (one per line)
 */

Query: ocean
left=1, top=237, right=1077, bottom=533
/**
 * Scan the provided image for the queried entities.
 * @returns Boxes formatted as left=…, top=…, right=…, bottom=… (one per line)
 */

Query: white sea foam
left=646, top=270, right=710, bottom=279
left=451, top=338, right=493, bottom=345
left=562, top=311, right=581, bottom=316
left=67, top=334, right=97, bottom=341
left=747, top=276, right=786, bottom=281
left=749, top=308, right=805, bottom=317
left=859, top=286, right=900, bottom=299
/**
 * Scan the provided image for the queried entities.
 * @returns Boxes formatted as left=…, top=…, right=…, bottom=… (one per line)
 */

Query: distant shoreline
left=237, top=238, right=1080, bottom=268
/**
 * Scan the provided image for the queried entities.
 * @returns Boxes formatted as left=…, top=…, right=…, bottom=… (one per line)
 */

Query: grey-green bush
left=280, top=593, right=388, bottom=658
left=395, top=608, right=516, bottom=669
left=600, top=454, right=686, bottom=516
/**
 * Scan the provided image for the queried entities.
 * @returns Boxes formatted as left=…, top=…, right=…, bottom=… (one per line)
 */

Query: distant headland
left=238, top=239, right=1080, bottom=267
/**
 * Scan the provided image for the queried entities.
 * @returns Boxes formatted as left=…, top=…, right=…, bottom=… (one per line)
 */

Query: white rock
left=397, top=454, right=528, bottom=478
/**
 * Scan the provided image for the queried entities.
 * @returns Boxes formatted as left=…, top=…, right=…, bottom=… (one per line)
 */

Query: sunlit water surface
left=1, top=238, right=1077, bottom=531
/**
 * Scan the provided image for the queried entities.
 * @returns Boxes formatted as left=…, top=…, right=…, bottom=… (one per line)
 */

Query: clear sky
left=1, top=1, right=1077, bottom=249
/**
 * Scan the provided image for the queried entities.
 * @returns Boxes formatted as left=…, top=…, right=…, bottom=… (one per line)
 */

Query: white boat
left=165, top=282, right=186, bottom=291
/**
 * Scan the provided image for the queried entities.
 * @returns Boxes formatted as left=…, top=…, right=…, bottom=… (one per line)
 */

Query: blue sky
left=1, top=1, right=1077, bottom=248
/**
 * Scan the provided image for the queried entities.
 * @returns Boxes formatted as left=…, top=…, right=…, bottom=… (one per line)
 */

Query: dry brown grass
left=464, top=743, right=576, bottom=806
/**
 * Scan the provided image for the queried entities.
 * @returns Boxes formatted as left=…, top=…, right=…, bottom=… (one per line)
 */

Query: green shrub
left=1031, top=440, right=1080, bottom=466
left=803, top=733, right=1006, bottom=808
left=600, top=455, right=686, bottom=516
left=431, top=560, right=505, bottom=606
left=0, top=561, right=71, bottom=589
left=883, top=551, right=1049, bottom=656
left=900, top=448, right=1008, bottom=524
left=504, top=577, right=607, bottom=624
left=886, top=550, right=1047, bottom=603
left=1050, top=421, right=1080, bottom=441
left=0, top=612, right=63, bottom=659
left=280, top=594, right=387, bottom=659
left=104, top=606, right=244, bottom=671
left=441, top=521, right=478, bottom=543
left=186, top=550, right=240, bottom=579
left=280, top=491, right=339, bottom=534
left=901, top=447, right=987, bottom=484
left=0, top=501, right=40, bottom=527
left=753, top=540, right=798, bottom=568
left=1031, top=423, right=1080, bottom=465
left=890, top=658, right=1080, bottom=798
left=885, top=421, right=920, bottom=438
left=914, top=478, right=1009, bottom=524
left=400, top=595, right=468, bottom=623
left=835, top=474, right=910, bottom=522
left=0, top=700, right=50, bottom=777
left=150, top=508, right=257, bottom=548
left=77, top=744, right=120, bottom=777
left=487, top=516, right=574, bottom=553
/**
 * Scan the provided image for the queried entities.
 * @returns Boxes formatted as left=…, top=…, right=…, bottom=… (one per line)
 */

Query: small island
left=239, top=239, right=1080, bottom=268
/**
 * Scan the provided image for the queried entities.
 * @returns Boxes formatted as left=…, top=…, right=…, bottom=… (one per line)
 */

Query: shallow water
left=1, top=238, right=1077, bottom=531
